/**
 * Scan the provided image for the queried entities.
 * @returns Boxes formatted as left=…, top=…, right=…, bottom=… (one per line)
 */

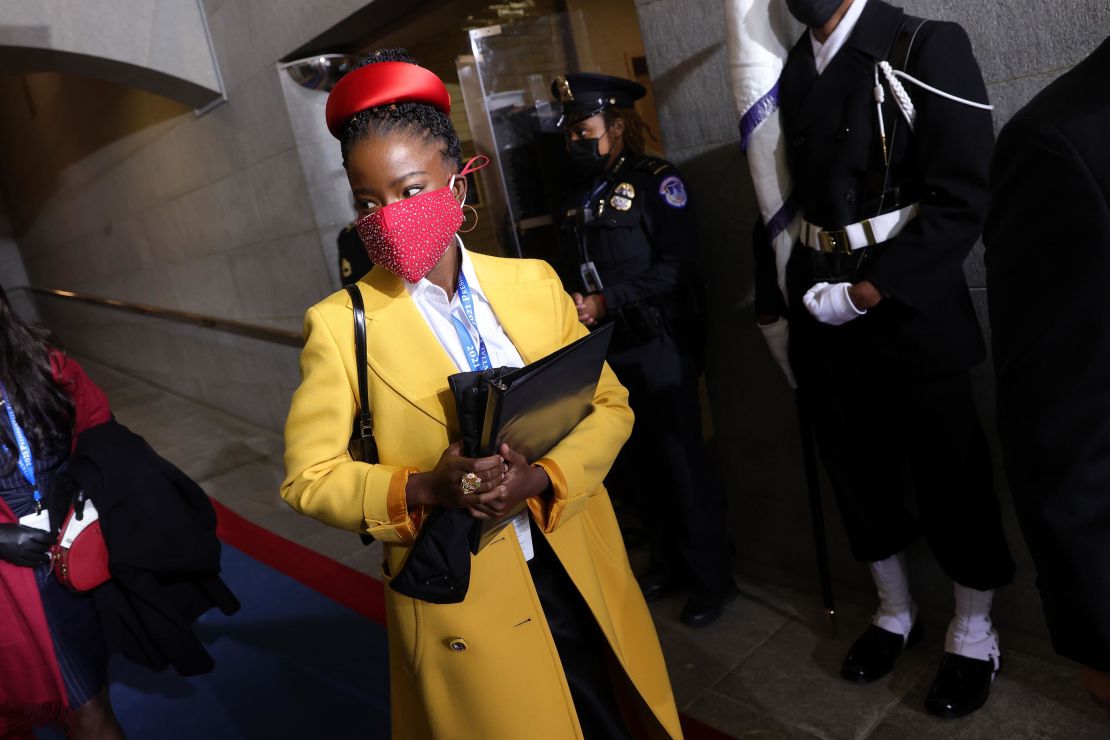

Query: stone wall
left=0, top=0, right=222, bottom=108
left=0, top=0, right=391, bottom=429
left=632, top=0, right=1110, bottom=642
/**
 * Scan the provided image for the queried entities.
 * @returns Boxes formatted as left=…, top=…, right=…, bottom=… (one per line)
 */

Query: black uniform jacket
left=985, top=37, right=1110, bottom=671
left=559, top=150, right=701, bottom=315
left=54, top=419, right=241, bottom=676
left=757, top=1, right=993, bottom=380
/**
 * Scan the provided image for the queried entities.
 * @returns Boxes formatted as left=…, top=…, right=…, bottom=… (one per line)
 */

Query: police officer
left=553, top=73, right=737, bottom=627
left=337, top=218, right=374, bottom=287
left=754, top=0, right=1014, bottom=717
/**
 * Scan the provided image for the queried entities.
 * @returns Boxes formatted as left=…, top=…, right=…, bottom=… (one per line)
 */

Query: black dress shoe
left=925, top=652, right=999, bottom=718
left=679, top=581, right=740, bottom=628
left=637, top=570, right=688, bottom=603
left=840, top=620, right=922, bottom=683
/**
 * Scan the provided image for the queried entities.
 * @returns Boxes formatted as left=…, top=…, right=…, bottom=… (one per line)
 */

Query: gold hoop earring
left=459, top=204, right=479, bottom=234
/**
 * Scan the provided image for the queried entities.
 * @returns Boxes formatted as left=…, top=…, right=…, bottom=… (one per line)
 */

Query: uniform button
left=792, top=135, right=806, bottom=147
left=448, top=638, right=468, bottom=652
left=845, top=188, right=857, bottom=203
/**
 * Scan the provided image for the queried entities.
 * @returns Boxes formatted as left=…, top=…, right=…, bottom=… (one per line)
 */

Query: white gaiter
left=869, top=552, right=916, bottom=642
left=947, top=583, right=1000, bottom=668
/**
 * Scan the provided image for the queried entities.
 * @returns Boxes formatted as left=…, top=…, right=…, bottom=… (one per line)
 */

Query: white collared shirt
left=406, top=238, right=534, bottom=560
left=810, top=0, right=870, bottom=75
left=406, top=238, right=525, bottom=373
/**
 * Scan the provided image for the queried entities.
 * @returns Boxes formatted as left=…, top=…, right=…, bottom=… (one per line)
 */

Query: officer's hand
left=803, top=282, right=866, bottom=326
left=1082, top=667, right=1110, bottom=719
left=0, top=523, right=54, bottom=568
left=848, top=281, right=883, bottom=310
left=572, top=293, right=594, bottom=326
left=572, top=293, right=605, bottom=326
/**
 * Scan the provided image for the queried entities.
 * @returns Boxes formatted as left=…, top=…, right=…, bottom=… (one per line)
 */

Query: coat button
left=792, top=135, right=806, bottom=147
left=845, top=188, right=857, bottom=203
left=448, top=638, right=468, bottom=652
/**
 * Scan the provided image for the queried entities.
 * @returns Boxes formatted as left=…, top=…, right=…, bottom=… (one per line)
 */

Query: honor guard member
left=753, top=0, right=1015, bottom=717
left=337, top=218, right=374, bottom=287
left=554, top=72, right=738, bottom=627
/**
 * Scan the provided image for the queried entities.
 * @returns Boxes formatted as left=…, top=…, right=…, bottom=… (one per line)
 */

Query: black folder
left=452, top=322, right=614, bottom=460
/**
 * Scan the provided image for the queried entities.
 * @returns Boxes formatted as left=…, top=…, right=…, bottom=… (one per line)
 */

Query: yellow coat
left=281, top=252, right=682, bottom=739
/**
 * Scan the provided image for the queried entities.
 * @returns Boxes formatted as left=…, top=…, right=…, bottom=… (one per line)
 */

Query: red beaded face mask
left=355, top=156, right=487, bottom=283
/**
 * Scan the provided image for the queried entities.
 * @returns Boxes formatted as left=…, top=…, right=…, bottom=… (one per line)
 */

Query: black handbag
left=346, top=285, right=378, bottom=547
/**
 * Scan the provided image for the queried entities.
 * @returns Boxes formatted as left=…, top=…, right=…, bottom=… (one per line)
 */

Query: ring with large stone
left=460, top=472, right=482, bottom=496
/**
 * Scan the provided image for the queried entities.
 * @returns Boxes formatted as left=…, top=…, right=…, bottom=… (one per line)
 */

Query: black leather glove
left=0, top=523, right=53, bottom=567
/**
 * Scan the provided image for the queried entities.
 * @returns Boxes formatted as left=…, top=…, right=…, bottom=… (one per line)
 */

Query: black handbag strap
left=345, top=284, right=373, bottom=444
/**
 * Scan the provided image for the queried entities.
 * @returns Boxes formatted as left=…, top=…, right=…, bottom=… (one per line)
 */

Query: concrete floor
left=82, top=357, right=1110, bottom=739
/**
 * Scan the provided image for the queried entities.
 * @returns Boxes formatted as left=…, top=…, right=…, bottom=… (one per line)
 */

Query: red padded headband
left=325, top=61, right=452, bottom=139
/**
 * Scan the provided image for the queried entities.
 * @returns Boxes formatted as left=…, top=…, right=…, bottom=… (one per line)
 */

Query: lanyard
left=451, top=270, right=492, bottom=372
left=0, top=382, right=42, bottom=513
left=576, top=178, right=610, bottom=264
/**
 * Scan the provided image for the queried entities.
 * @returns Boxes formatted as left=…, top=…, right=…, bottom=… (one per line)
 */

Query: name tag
left=510, top=512, right=534, bottom=561
left=59, top=501, right=100, bottom=548
left=19, top=509, right=50, bottom=532
left=580, top=261, right=605, bottom=293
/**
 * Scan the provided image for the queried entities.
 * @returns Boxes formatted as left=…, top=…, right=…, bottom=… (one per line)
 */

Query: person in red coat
left=0, top=285, right=122, bottom=739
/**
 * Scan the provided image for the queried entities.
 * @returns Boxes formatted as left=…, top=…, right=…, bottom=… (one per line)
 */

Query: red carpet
left=211, top=499, right=736, bottom=740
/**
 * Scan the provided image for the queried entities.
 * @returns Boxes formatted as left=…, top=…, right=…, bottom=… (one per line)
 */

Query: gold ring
left=460, top=472, right=482, bottom=495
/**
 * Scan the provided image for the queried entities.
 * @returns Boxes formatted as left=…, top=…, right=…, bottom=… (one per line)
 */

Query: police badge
left=611, top=181, right=636, bottom=211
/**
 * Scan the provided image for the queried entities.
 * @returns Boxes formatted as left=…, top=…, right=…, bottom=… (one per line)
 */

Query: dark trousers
left=527, top=518, right=633, bottom=740
left=806, top=369, right=1015, bottom=591
left=607, top=335, right=734, bottom=597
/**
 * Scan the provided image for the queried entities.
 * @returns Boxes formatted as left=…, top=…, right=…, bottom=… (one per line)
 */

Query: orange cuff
left=385, top=467, right=422, bottom=544
left=527, top=458, right=568, bottom=533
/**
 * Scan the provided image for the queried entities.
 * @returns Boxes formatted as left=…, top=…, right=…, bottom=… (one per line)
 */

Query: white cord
left=877, top=60, right=993, bottom=133
left=877, top=61, right=918, bottom=131
left=873, top=67, right=889, bottom=163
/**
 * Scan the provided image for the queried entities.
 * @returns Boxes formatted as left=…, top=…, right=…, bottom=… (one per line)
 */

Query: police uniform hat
left=551, top=73, right=646, bottom=127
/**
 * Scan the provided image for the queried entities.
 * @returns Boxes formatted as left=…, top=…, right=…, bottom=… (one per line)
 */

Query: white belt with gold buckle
left=801, top=204, right=920, bottom=255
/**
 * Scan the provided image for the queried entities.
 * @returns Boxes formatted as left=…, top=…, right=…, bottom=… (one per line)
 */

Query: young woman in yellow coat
left=280, top=49, right=682, bottom=739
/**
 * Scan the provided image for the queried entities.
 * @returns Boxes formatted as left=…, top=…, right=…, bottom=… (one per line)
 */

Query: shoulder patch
left=658, top=176, right=687, bottom=209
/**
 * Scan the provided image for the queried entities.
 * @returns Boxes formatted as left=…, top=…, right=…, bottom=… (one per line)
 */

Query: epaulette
left=633, top=156, right=673, bottom=178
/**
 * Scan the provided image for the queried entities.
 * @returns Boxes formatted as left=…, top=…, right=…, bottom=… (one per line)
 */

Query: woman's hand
left=0, top=523, right=53, bottom=567
left=468, top=444, right=551, bottom=522
left=406, top=442, right=507, bottom=510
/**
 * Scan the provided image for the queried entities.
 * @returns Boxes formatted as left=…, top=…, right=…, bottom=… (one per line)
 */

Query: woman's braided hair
left=339, top=49, right=463, bottom=171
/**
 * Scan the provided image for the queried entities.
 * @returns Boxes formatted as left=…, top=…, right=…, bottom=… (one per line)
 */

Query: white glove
left=757, top=318, right=798, bottom=389
left=803, top=282, right=866, bottom=326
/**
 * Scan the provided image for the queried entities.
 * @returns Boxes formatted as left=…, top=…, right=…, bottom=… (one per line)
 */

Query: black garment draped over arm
left=985, top=38, right=1110, bottom=671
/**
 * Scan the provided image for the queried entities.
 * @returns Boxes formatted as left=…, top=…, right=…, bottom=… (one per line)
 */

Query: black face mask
left=785, top=0, right=841, bottom=28
left=568, top=136, right=608, bottom=176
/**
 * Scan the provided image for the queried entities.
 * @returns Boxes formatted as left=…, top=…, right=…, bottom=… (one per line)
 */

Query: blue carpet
left=106, top=545, right=391, bottom=739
